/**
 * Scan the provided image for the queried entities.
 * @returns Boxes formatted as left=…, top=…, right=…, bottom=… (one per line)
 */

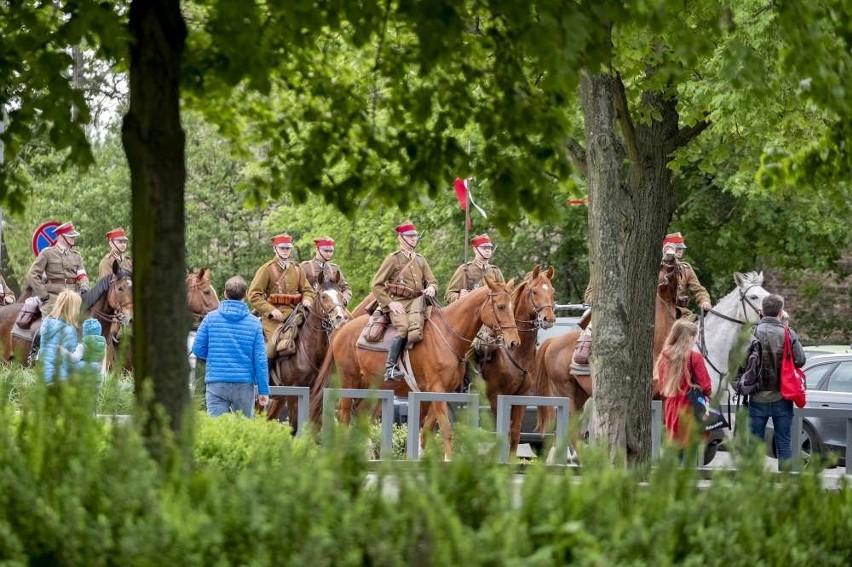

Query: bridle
left=427, top=288, right=517, bottom=361
left=89, top=276, right=133, bottom=345
left=698, top=283, right=764, bottom=376
left=303, top=289, right=348, bottom=336
left=513, top=280, right=555, bottom=331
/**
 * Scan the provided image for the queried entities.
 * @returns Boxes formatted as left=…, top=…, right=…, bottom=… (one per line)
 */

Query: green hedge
left=1, top=379, right=851, bottom=566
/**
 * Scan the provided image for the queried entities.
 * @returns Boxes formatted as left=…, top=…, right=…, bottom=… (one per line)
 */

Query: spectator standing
left=193, top=275, right=269, bottom=417
left=39, top=290, right=83, bottom=383
left=748, top=294, right=806, bottom=469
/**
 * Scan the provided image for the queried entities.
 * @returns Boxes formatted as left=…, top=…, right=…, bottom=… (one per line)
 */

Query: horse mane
left=82, top=269, right=132, bottom=309
left=738, top=271, right=763, bottom=286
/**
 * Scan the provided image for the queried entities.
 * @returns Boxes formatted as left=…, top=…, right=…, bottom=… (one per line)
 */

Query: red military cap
left=314, top=236, right=335, bottom=248
left=662, top=232, right=686, bottom=249
left=471, top=233, right=492, bottom=248
left=395, top=220, right=417, bottom=236
left=271, top=234, right=293, bottom=248
left=55, top=221, right=80, bottom=238
left=106, top=228, right=128, bottom=241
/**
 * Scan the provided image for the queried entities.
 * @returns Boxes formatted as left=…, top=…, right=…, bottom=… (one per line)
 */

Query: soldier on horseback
left=98, top=227, right=133, bottom=278
left=300, top=236, right=352, bottom=306
left=660, top=232, right=712, bottom=318
left=371, top=220, right=438, bottom=382
left=248, top=233, right=315, bottom=357
left=25, top=221, right=89, bottom=360
left=444, top=233, right=505, bottom=303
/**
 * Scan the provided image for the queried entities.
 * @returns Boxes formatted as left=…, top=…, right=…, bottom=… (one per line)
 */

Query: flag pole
left=464, top=179, right=470, bottom=265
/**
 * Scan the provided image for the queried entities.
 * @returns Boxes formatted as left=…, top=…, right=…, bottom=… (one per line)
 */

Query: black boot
left=384, top=336, right=407, bottom=382
left=28, top=333, right=41, bottom=367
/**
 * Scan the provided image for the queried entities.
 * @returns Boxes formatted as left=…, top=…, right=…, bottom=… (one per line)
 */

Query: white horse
left=697, top=271, right=770, bottom=392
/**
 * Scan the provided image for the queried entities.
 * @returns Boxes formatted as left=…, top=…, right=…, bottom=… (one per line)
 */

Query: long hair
left=49, top=290, right=83, bottom=327
left=654, top=319, right=698, bottom=397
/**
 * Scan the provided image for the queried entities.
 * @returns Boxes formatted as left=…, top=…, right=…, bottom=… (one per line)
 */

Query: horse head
left=313, top=278, right=349, bottom=331
left=518, top=264, right=556, bottom=330
left=482, top=277, right=521, bottom=349
left=733, top=271, right=768, bottom=323
left=187, top=268, right=219, bottom=326
left=83, top=262, right=134, bottom=345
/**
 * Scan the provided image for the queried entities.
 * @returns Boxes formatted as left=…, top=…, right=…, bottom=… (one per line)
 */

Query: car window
left=825, top=362, right=852, bottom=393
left=804, top=363, right=835, bottom=390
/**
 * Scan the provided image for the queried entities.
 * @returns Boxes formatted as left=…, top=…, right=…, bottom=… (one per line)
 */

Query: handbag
left=686, top=356, right=730, bottom=432
left=780, top=325, right=807, bottom=408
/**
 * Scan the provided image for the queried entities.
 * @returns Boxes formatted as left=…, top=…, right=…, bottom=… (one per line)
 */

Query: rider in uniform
left=26, top=221, right=89, bottom=359
left=98, top=227, right=133, bottom=278
left=444, top=233, right=504, bottom=303
left=28, top=221, right=90, bottom=315
left=660, top=232, right=712, bottom=318
left=300, top=236, right=353, bottom=307
left=371, top=220, right=438, bottom=381
left=248, top=233, right=315, bottom=342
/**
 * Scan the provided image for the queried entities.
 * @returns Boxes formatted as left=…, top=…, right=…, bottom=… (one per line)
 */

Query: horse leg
left=434, top=401, right=454, bottom=460
left=419, top=403, right=437, bottom=457
left=509, top=403, right=525, bottom=457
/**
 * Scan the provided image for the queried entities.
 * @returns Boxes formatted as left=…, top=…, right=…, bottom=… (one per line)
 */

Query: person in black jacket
left=748, top=294, right=806, bottom=469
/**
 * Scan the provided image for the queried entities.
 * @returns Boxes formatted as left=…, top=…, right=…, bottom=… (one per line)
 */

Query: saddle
left=570, top=327, right=592, bottom=376
left=266, top=307, right=306, bottom=359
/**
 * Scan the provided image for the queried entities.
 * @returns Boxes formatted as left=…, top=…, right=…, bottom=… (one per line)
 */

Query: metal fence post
left=321, top=388, right=394, bottom=458
left=267, top=386, right=310, bottom=437
left=406, top=392, right=479, bottom=460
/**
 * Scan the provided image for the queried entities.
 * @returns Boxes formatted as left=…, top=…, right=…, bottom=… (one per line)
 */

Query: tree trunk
left=122, top=0, right=189, bottom=457
left=580, top=72, right=679, bottom=464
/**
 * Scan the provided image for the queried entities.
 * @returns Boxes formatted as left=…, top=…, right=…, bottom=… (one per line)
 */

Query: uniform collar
left=474, top=260, right=489, bottom=270
left=313, top=258, right=327, bottom=269
left=276, top=259, right=290, bottom=270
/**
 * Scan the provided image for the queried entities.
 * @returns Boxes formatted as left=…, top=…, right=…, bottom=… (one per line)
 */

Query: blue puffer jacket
left=40, top=317, right=78, bottom=382
left=192, top=299, right=269, bottom=394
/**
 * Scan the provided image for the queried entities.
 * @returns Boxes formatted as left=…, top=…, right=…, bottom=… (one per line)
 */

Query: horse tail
left=309, top=346, right=336, bottom=425
left=533, top=338, right=556, bottom=433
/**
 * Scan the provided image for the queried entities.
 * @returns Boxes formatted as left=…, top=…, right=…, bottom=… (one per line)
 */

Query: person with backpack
left=747, top=294, right=806, bottom=469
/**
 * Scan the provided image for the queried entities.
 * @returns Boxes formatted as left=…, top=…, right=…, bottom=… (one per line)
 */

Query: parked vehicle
left=766, top=353, right=852, bottom=466
left=804, top=344, right=852, bottom=360
left=536, top=303, right=586, bottom=345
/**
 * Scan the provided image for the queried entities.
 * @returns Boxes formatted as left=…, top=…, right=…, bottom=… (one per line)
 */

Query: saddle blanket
left=11, top=323, right=36, bottom=343
left=356, top=326, right=401, bottom=352
left=569, top=362, right=591, bottom=376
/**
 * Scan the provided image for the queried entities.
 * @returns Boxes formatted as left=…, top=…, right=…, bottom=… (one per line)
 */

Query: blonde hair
left=49, top=290, right=83, bottom=327
left=654, top=319, right=698, bottom=397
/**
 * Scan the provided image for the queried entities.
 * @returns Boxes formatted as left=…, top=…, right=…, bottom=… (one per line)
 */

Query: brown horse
left=310, top=278, right=520, bottom=457
left=479, top=265, right=556, bottom=456
left=0, top=286, right=34, bottom=362
left=187, top=269, right=220, bottom=388
left=266, top=276, right=349, bottom=429
left=4, top=265, right=134, bottom=370
left=534, top=263, right=678, bottom=431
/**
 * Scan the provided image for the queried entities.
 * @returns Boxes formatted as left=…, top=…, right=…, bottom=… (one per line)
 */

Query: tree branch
left=562, top=137, right=588, bottom=178
left=669, top=118, right=711, bottom=152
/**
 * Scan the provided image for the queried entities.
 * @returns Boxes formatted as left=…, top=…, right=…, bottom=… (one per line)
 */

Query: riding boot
left=384, top=336, right=407, bottom=382
left=28, top=333, right=41, bottom=366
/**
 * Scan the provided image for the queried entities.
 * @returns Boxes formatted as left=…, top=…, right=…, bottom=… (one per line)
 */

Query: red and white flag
left=453, top=177, right=487, bottom=218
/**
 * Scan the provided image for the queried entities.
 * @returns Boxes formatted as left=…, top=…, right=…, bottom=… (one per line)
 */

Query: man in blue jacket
left=193, top=275, right=269, bottom=417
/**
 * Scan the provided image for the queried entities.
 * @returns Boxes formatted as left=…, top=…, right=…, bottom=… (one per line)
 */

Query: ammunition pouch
left=386, top=283, right=422, bottom=300
left=268, top=293, right=302, bottom=307
left=266, top=309, right=305, bottom=359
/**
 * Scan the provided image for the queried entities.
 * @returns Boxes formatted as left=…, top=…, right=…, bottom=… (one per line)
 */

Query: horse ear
left=505, top=278, right=515, bottom=289
left=198, top=267, right=207, bottom=280
left=544, top=266, right=554, bottom=279
left=733, top=272, right=744, bottom=287
left=531, top=264, right=541, bottom=279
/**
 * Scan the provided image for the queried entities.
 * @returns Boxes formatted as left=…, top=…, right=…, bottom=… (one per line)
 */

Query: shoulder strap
left=392, top=254, right=418, bottom=283
left=269, top=262, right=287, bottom=292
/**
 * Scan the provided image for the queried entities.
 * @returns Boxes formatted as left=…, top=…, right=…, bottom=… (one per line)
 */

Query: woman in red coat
left=654, top=319, right=712, bottom=449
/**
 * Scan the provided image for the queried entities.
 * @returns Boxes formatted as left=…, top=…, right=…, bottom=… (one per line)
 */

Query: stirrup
left=384, top=367, right=404, bottom=382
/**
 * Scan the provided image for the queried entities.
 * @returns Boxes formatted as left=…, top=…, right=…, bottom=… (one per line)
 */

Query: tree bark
left=122, top=0, right=189, bottom=457
left=580, top=71, right=680, bottom=464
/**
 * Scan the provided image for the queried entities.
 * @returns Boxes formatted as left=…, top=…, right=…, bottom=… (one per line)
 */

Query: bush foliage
left=1, top=379, right=851, bottom=566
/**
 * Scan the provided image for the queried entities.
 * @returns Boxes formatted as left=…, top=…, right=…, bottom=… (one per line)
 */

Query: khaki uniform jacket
left=300, top=259, right=353, bottom=305
left=371, top=250, right=438, bottom=311
left=444, top=262, right=504, bottom=304
left=249, top=259, right=315, bottom=338
left=659, top=261, right=711, bottom=309
left=28, top=245, right=89, bottom=313
left=98, top=253, right=134, bottom=279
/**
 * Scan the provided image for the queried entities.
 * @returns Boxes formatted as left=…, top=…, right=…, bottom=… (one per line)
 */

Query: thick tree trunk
left=122, top=0, right=189, bottom=455
left=580, top=72, right=679, bottom=464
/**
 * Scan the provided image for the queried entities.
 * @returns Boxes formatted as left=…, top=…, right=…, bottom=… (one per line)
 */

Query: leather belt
left=48, top=278, right=77, bottom=285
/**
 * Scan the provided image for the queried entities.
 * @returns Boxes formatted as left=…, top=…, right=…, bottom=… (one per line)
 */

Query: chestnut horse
left=310, top=278, right=520, bottom=457
left=266, top=276, right=349, bottom=429
left=0, top=286, right=34, bottom=362
left=534, top=263, right=679, bottom=430
left=187, top=268, right=220, bottom=388
left=479, top=265, right=556, bottom=456
left=4, top=265, right=134, bottom=370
